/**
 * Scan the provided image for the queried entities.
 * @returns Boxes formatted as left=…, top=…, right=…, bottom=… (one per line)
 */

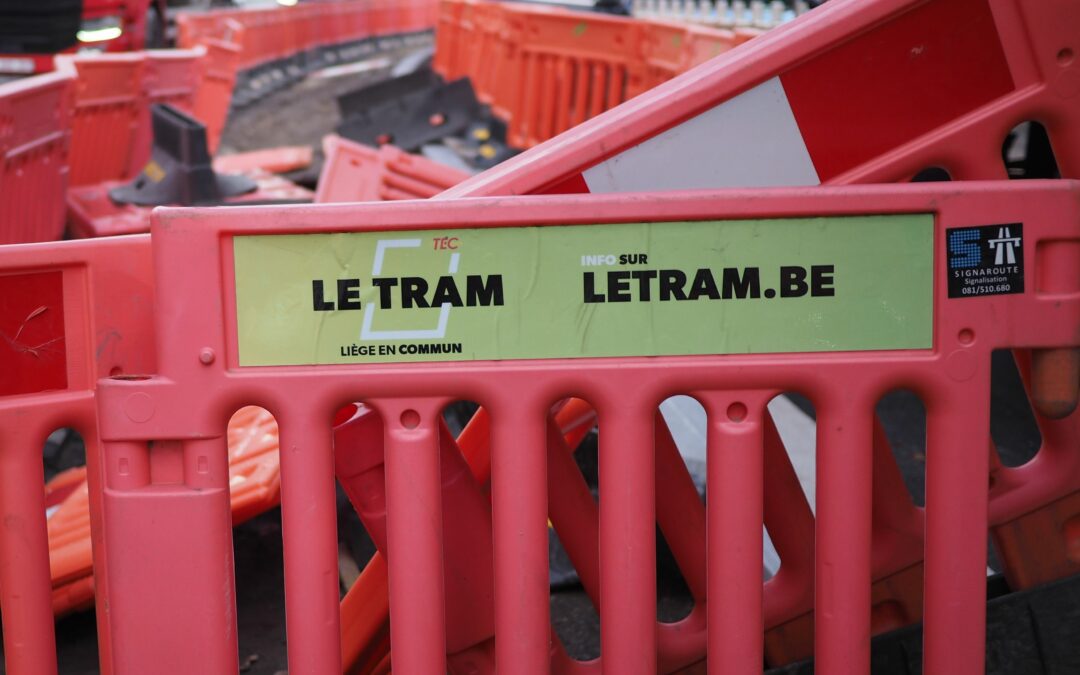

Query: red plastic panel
left=780, top=0, right=1014, bottom=180
left=0, top=271, right=67, bottom=396
left=316, top=136, right=468, bottom=204
left=56, top=53, right=145, bottom=187
left=0, top=71, right=73, bottom=245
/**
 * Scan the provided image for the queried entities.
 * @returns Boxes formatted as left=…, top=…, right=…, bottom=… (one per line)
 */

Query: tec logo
left=945, top=223, right=1024, bottom=299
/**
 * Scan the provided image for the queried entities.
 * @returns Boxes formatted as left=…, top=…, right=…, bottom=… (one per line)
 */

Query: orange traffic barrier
left=176, top=0, right=439, bottom=73
left=316, top=136, right=468, bottom=203
left=432, top=0, right=745, bottom=149
left=0, top=69, right=73, bottom=244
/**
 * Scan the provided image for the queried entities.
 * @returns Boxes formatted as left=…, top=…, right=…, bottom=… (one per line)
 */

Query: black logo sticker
left=946, top=223, right=1024, bottom=299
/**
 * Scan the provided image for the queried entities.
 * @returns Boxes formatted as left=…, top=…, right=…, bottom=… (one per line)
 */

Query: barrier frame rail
left=90, top=180, right=1079, bottom=674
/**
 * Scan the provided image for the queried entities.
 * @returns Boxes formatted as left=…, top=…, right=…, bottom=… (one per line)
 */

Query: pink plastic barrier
left=56, top=50, right=203, bottom=188
left=0, top=236, right=156, bottom=675
left=90, top=181, right=1080, bottom=674
left=316, top=136, right=468, bottom=203
left=0, top=70, right=73, bottom=244
left=441, top=0, right=1080, bottom=662
left=131, top=49, right=204, bottom=177
left=443, top=0, right=1079, bottom=196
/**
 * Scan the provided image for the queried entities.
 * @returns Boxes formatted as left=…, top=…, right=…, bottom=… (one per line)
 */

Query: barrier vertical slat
left=588, top=62, right=606, bottom=119
left=0, top=421, right=58, bottom=675
left=490, top=403, right=549, bottom=672
left=554, top=57, right=572, bottom=136
left=815, top=393, right=873, bottom=674
left=572, top=59, right=589, bottom=127
left=923, top=376, right=991, bottom=674
left=276, top=408, right=341, bottom=674
left=654, top=415, right=707, bottom=601
left=382, top=401, right=447, bottom=674
left=599, top=399, right=655, bottom=674
left=761, top=413, right=815, bottom=618
left=539, top=57, right=556, bottom=142
left=704, top=395, right=763, bottom=675
left=546, top=415, right=602, bottom=605
left=517, top=52, right=538, bottom=147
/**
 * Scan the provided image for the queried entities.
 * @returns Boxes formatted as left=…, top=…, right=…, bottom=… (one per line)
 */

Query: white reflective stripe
left=582, top=77, right=821, bottom=193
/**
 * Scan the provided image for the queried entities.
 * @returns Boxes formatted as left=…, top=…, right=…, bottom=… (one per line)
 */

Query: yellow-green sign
left=232, top=215, right=933, bottom=366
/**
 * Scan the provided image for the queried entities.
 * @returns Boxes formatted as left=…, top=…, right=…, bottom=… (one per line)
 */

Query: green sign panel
left=232, top=215, right=933, bottom=366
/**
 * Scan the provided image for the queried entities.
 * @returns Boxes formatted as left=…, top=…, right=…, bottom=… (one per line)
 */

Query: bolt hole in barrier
left=86, top=181, right=1080, bottom=674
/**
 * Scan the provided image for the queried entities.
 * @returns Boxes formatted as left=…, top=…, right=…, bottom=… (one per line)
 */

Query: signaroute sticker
left=232, top=215, right=933, bottom=366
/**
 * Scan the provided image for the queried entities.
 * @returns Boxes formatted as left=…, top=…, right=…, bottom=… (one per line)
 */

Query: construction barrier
left=56, top=50, right=204, bottom=187
left=0, top=235, right=156, bottom=675
left=176, top=0, right=439, bottom=74
left=132, top=49, right=206, bottom=178
left=84, top=180, right=1078, bottom=674
left=0, top=70, right=73, bottom=245
left=443, top=0, right=1080, bottom=196
left=432, top=0, right=745, bottom=149
left=440, top=0, right=1080, bottom=663
left=67, top=168, right=312, bottom=239
left=316, top=135, right=468, bottom=203
left=191, top=21, right=245, bottom=157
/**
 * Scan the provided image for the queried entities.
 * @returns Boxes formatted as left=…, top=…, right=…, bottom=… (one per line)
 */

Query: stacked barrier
left=176, top=0, right=438, bottom=73
left=0, top=70, right=73, bottom=245
left=432, top=0, right=750, bottom=149
left=0, top=0, right=440, bottom=246
left=442, top=0, right=1080, bottom=664
left=79, top=181, right=1080, bottom=674
left=56, top=50, right=204, bottom=187
left=316, top=135, right=468, bottom=203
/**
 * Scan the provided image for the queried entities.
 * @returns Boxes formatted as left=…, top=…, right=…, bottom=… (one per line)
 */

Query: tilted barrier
left=443, top=0, right=1079, bottom=195
left=0, top=70, right=73, bottom=245
left=432, top=0, right=746, bottom=149
left=81, top=181, right=1080, bottom=674
left=441, top=0, right=1080, bottom=662
left=316, top=135, right=469, bottom=203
